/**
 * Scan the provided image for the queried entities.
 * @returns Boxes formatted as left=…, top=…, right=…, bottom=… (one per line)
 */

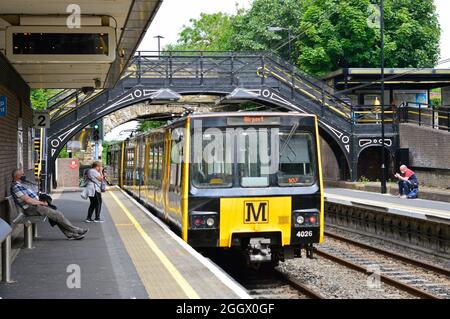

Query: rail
left=398, top=102, right=450, bottom=131
left=129, top=51, right=356, bottom=121
left=50, top=51, right=393, bottom=131
left=47, top=89, right=75, bottom=110
left=351, top=104, right=396, bottom=125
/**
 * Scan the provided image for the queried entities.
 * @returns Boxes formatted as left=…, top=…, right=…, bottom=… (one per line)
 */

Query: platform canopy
left=323, top=68, right=450, bottom=92
left=0, top=0, right=162, bottom=89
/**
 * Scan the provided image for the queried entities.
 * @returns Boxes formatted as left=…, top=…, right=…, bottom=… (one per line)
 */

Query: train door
left=165, top=125, right=184, bottom=229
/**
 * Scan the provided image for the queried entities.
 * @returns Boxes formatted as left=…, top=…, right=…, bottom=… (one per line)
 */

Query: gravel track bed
left=326, top=225, right=450, bottom=270
left=278, top=255, right=417, bottom=299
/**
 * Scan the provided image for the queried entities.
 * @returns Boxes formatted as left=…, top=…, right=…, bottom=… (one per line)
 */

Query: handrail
left=47, top=89, right=77, bottom=110
left=51, top=51, right=392, bottom=132
left=398, top=102, right=450, bottom=131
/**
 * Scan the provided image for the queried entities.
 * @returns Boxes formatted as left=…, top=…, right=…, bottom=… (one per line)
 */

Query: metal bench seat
left=5, top=196, right=47, bottom=249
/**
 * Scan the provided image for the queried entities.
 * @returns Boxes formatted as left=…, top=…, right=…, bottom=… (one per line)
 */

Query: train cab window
left=277, top=132, right=316, bottom=186
left=238, top=128, right=271, bottom=187
left=192, top=130, right=233, bottom=188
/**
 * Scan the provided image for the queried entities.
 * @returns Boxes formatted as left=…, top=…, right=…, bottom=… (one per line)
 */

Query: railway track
left=239, top=268, right=325, bottom=299
left=316, top=231, right=450, bottom=299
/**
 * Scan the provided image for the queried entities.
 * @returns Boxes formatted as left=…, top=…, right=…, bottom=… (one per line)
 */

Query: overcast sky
left=139, top=0, right=450, bottom=67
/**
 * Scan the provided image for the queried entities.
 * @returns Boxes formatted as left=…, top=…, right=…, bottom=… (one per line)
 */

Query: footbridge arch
left=44, top=52, right=398, bottom=190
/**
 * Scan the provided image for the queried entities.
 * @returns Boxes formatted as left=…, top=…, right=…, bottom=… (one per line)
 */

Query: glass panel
left=277, top=132, right=315, bottom=186
left=13, top=33, right=109, bottom=55
left=238, top=128, right=272, bottom=187
left=192, top=129, right=233, bottom=188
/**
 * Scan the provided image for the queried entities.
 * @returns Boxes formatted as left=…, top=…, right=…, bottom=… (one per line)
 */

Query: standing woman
left=85, top=161, right=104, bottom=223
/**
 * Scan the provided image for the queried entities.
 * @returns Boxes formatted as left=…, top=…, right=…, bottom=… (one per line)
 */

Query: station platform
left=325, top=188, right=450, bottom=223
left=0, top=188, right=249, bottom=299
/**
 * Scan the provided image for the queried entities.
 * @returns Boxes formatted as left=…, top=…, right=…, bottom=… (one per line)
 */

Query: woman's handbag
left=101, top=180, right=107, bottom=193
left=81, top=187, right=89, bottom=200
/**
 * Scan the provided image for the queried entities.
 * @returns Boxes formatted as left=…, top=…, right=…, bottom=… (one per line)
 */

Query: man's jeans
left=398, top=181, right=412, bottom=196
left=25, top=205, right=82, bottom=238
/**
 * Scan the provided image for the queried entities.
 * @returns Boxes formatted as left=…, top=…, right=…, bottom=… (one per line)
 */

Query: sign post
left=33, top=111, right=50, bottom=129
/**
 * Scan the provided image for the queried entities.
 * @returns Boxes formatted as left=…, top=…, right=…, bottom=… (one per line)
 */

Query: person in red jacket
left=394, top=165, right=419, bottom=199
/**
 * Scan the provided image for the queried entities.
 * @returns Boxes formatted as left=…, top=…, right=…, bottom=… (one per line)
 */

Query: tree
left=230, top=0, right=303, bottom=61
left=30, top=89, right=62, bottom=110
left=165, top=12, right=235, bottom=51
left=296, top=0, right=440, bottom=75
left=164, top=0, right=440, bottom=77
left=137, top=120, right=165, bottom=133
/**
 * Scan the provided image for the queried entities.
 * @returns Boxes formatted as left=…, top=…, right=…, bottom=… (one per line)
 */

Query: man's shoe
left=84, top=219, right=93, bottom=223
left=94, top=219, right=104, bottom=223
left=68, top=234, right=85, bottom=240
left=78, top=228, right=89, bottom=236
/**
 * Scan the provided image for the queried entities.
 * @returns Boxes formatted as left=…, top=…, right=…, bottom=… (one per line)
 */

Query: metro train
left=106, top=112, right=324, bottom=266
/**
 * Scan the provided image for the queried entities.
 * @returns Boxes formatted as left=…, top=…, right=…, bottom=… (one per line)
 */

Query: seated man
left=11, top=169, right=88, bottom=240
left=394, top=165, right=419, bottom=199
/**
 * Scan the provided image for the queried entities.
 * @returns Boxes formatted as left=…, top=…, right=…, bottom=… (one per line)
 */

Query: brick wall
left=399, top=123, right=450, bottom=188
left=320, top=137, right=340, bottom=181
left=56, top=158, right=80, bottom=187
left=0, top=85, right=34, bottom=220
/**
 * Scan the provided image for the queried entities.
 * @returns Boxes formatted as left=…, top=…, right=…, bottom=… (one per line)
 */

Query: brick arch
left=103, top=103, right=188, bottom=135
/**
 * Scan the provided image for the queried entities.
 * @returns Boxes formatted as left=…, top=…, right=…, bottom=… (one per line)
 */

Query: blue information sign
left=0, top=96, right=6, bottom=117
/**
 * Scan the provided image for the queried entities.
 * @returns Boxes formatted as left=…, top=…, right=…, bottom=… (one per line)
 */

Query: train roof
left=186, top=111, right=315, bottom=119
left=117, top=111, right=316, bottom=143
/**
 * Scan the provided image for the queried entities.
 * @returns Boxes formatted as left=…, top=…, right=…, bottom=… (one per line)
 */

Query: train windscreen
left=191, top=124, right=316, bottom=188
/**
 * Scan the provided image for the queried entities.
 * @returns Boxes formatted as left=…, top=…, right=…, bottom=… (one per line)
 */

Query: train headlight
left=190, top=211, right=218, bottom=229
left=293, top=209, right=320, bottom=227
left=206, top=217, right=215, bottom=227
left=296, top=215, right=305, bottom=225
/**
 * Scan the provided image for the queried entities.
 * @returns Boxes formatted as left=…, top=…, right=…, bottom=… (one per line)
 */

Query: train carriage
left=107, top=112, right=324, bottom=266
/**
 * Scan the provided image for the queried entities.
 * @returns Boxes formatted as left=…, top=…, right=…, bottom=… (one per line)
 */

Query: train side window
left=169, top=128, right=184, bottom=194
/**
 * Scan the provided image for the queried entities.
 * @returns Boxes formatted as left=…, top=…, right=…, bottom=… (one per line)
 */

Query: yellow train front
left=107, top=112, right=324, bottom=266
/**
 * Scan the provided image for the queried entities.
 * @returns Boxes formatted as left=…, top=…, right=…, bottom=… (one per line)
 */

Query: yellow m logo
left=244, top=201, right=269, bottom=224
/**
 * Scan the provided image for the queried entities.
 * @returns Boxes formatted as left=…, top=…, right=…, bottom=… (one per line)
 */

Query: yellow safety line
left=108, top=191, right=200, bottom=299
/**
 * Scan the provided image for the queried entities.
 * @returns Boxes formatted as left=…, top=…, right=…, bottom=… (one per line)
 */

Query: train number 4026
left=296, top=230, right=313, bottom=238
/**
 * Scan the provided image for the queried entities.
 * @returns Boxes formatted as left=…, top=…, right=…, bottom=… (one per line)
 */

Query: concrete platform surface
left=325, top=188, right=450, bottom=222
left=0, top=189, right=248, bottom=299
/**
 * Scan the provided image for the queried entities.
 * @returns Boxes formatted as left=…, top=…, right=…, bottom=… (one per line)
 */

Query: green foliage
left=430, top=96, right=441, bottom=108
left=167, top=0, right=440, bottom=76
left=58, top=146, right=69, bottom=158
left=30, top=89, right=61, bottom=110
left=230, top=0, right=303, bottom=61
left=296, top=0, right=440, bottom=75
left=137, top=120, right=165, bottom=133
left=165, top=12, right=236, bottom=51
left=102, top=141, right=116, bottom=162
left=358, top=176, right=371, bottom=183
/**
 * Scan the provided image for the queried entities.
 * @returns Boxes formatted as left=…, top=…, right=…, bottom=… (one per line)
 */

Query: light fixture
left=94, top=78, right=101, bottom=89
left=216, top=88, right=259, bottom=105
left=150, top=89, right=181, bottom=103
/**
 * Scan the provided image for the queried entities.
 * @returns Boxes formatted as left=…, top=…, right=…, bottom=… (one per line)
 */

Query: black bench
left=0, top=217, right=13, bottom=283
left=5, top=196, right=47, bottom=249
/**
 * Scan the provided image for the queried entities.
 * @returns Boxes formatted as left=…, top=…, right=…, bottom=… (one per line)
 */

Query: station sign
left=69, top=160, right=78, bottom=169
left=33, top=111, right=50, bottom=128
left=0, top=96, right=7, bottom=117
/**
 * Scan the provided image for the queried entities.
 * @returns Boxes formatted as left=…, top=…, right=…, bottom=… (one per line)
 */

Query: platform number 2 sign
left=33, top=111, right=50, bottom=128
